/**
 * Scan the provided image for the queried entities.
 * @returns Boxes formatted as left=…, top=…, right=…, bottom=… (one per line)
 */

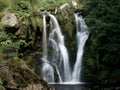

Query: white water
left=42, top=15, right=47, bottom=59
left=41, top=14, right=54, bottom=83
left=41, top=62, right=54, bottom=82
left=72, top=13, right=89, bottom=82
left=55, top=65, right=63, bottom=82
left=49, top=33, right=63, bottom=82
left=48, top=14, right=72, bottom=82
left=41, top=12, right=89, bottom=83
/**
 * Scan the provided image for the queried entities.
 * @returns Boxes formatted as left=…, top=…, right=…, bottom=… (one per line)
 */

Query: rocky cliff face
left=0, top=59, right=54, bottom=90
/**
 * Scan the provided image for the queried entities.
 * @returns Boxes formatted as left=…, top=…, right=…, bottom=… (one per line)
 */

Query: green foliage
left=16, top=0, right=30, bottom=12
left=34, top=16, right=43, bottom=27
left=0, top=78, right=3, bottom=85
left=0, top=31, right=29, bottom=59
left=14, top=0, right=30, bottom=18
left=112, top=70, right=120, bottom=78
left=41, top=0, right=57, bottom=10
left=0, top=1, right=7, bottom=12
left=82, top=0, right=120, bottom=83
left=30, top=0, right=69, bottom=10
left=0, top=32, right=9, bottom=42
left=0, top=0, right=12, bottom=14
left=99, top=70, right=109, bottom=79
left=55, top=0, right=69, bottom=6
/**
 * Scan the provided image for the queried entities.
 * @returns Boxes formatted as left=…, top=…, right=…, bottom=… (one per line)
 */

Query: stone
left=1, top=13, right=18, bottom=28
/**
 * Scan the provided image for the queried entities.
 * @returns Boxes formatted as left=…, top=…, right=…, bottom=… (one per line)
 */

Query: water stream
left=72, top=13, right=89, bottom=82
left=41, top=13, right=55, bottom=83
left=48, top=14, right=72, bottom=82
left=40, top=12, right=89, bottom=83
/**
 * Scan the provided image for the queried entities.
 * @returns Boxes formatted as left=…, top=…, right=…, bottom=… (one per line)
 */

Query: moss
left=0, top=58, right=53, bottom=89
left=64, top=22, right=74, bottom=37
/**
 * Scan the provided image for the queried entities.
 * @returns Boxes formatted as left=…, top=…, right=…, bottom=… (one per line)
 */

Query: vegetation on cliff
left=0, top=58, right=52, bottom=90
left=0, top=0, right=58, bottom=89
left=0, top=0, right=120, bottom=89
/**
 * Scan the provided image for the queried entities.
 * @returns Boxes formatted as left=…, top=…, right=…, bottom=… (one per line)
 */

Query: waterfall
left=41, top=62, right=54, bottom=82
left=41, top=14, right=54, bottom=83
left=72, top=13, right=89, bottom=82
left=40, top=12, right=89, bottom=83
left=42, top=15, right=47, bottom=59
left=48, top=14, right=72, bottom=82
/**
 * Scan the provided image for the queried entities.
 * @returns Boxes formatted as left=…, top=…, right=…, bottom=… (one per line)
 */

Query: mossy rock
left=57, top=3, right=75, bottom=37
left=0, top=58, right=53, bottom=90
left=1, top=13, right=19, bottom=34
left=64, top=22, right=74, bottom=37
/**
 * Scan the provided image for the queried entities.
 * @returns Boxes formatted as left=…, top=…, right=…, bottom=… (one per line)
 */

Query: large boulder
left=1, top=13, right=18, bottom=27
left=1, top=13, right=19, bottom=34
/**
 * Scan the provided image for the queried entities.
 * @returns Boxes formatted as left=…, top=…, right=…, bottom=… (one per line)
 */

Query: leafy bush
left=0, top=31, right=27, bottom=59
left=82, top=0, right=120, bottom=83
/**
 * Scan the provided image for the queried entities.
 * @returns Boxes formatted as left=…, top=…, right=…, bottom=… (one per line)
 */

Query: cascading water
left=48, top=37, right=62, bottom=82
left=40, top=11, right=89, bottom=83
left=48, top=14, right=72, bottom=82
left=42, top=15, right=47, bottom=59
left=72, top=13, right=89, bottom=82
left=41, top=13, right=55, bottom=83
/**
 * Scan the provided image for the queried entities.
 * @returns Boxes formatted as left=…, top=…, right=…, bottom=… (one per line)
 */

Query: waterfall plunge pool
left=49, top=83, right=120, bottom=90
